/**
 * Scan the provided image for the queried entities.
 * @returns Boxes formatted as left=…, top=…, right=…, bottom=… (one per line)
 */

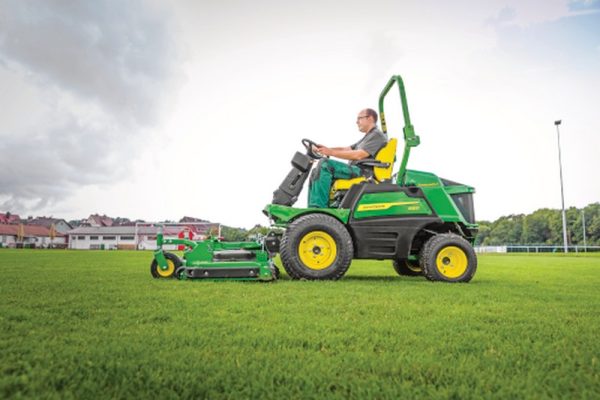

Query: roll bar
left=378, top=75, right=420, bottom=185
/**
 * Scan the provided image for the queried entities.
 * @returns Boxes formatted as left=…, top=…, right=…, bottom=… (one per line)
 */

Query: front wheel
left=150, top=252, right=182, bottom=279
left=280, top=213, right=353, bottom=280
left=419, top=234, right=477, bottom=282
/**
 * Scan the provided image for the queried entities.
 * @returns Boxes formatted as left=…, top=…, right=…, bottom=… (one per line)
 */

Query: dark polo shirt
left=349, top=126, right=388, bottom=175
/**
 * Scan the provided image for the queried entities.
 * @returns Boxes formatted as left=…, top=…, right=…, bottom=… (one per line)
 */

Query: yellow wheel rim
left=436, top=246, right=468, bottom=278
left=406, top=261, right=421, bottom=273
left=406, top=261, right=422, bottom=272
left=298, top=231, right=337, bottom=270
left=157, top=259, right=175, bottom=278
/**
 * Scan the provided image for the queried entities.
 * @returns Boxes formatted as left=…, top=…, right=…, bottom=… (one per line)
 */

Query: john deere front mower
left=151, top=75, right=478, bottom=282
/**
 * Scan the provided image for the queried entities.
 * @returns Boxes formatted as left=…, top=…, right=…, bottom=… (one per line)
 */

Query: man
left=308, top=108, right=387, bottom=208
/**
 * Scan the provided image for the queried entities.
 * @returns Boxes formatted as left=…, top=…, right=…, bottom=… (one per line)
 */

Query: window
left=103, top=236, right=116, bottom=240
left=90, top=236, right=99, bottom=240
left=120, top=236, right=135, bottom=240
left=77, top=236, right=85, bottom=240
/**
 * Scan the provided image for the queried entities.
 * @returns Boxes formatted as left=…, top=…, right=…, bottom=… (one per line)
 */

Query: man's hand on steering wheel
left=315, top=145, right=332, bottom=157
left=302, top=138, right=326, bottom=160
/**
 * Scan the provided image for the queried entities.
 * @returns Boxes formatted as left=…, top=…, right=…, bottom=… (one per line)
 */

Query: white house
left=0, top=224, right=67, bottom=248
left=66, top=223, right=219, bottom=250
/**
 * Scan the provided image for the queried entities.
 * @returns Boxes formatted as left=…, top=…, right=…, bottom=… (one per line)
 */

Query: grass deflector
left=152, top=75, right=478, bottom=282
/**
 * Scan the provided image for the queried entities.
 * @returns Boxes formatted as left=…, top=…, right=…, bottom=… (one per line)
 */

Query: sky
left=0, top=0, right=599, bottom=228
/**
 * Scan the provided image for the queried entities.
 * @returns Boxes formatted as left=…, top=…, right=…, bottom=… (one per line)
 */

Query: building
left=0, top=223, right=67, bottom=248
left=84, top=214, right=114, bottom=227
left=27, top=217, right=73, bottom=234
left=0, top=213, right=21, bottom=224
left=68, top=226, right=149, bottom=250
left=67, top=223, right=220, bottom=250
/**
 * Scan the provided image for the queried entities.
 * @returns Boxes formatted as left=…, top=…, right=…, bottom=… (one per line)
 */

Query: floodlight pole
left=582, top=210, right=587, bottom=252
left=554, top=120, right=568, bottom=253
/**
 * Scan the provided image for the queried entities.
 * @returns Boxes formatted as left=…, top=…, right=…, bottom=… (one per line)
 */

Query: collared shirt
left=348, top=126, right=388, bottom=176
left=349, top=126, right=387, bottom=165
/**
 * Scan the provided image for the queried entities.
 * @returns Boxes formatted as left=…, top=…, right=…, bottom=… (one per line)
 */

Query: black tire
left=175, top=266, right=188, bottom=280
left=419, top=233, right=477, bottom=282
left=392, top=258, right=423, bottom=276
left=150, top=252, right=182, bottom=279
left=271, top=264, right=281, bottom=280
left=280, top=213, right=353, bottom=280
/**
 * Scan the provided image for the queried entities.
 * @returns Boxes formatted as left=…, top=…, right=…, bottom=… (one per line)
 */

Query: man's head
left=356, top=108, right=378, bottom=133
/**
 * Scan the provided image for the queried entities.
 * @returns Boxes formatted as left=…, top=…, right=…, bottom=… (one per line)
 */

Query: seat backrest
left=373, top=138, right=398, bottom=181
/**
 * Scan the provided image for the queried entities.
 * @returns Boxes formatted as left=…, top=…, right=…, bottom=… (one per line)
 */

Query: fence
left=475, top=245, right=600, bottom=254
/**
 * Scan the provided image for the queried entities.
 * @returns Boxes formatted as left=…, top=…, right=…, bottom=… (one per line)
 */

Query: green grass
left=1, top=250, right=599, bottom=399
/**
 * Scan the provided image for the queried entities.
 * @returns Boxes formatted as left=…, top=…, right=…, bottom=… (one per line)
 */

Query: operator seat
left=329, top=138, right=398, bottom=202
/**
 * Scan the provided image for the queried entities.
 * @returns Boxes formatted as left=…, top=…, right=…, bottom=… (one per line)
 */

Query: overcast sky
left=1, top=0, right=599, bottom=228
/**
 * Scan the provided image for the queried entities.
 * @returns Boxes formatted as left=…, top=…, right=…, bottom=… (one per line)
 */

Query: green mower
left=151, top=75, right=478, bottom=282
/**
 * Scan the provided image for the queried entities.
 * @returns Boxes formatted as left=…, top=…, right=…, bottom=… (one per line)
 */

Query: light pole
left=582, top=210, right=587, bottom=252
left=554, top=120, right=568, bottom=253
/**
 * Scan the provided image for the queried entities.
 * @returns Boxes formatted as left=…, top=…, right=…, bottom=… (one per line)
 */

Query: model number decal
left=357, top=201, right=420, bottom=212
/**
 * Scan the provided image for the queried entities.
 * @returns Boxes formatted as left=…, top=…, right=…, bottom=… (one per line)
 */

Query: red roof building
left=0, top=213, right=21, bottom=224
left=0, top=223, right=66, bottom=248
left=85, top=214, right=114, bottom=227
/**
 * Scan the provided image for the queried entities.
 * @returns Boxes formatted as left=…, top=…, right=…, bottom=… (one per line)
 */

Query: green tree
left=220, top=225, right=247, bottom=241
left=247, top=224, right=270, bottom=239
left=483, top=214, right=524, bottom=245
left=522, top=209, right=553, bottom=244
left=583, top=203, right=600, bottom=246
left=477, top=202, right=600, bottom=246
left=474, top=221, right=491, bottom=246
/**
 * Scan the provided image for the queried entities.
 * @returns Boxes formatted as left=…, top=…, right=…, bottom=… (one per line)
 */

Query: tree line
left=476, top=203, right=600, bottom=246
left=220, top=224, right=271, bottom=242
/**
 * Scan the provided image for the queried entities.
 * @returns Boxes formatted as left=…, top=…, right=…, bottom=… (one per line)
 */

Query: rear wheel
left=420, top=234, right=477, bottom=282
left=280, top=213, right=353, bottom=280
left=150, top=252, right=182, bottom=279
left=392, top=258, right=422, bottom=276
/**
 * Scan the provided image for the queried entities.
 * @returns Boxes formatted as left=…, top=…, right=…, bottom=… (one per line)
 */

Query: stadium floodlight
left=554, top=120, right=568, bottom=253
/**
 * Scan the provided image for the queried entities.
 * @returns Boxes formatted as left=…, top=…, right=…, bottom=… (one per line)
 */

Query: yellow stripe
left=357, top=201, right=419, bottom=212
left=417, top=183, right=439, bottom=187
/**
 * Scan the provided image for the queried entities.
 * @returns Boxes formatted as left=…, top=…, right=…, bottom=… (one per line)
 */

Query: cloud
left=486, top=0, right=600, bottom=28
left=0, top=0, right=180, bottom=212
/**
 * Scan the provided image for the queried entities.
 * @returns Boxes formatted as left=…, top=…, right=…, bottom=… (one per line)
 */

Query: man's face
left=356, top=111, right=373, bottom=133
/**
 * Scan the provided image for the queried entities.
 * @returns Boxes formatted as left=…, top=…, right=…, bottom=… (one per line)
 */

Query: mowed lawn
left=1, top=250, right=599, bottom=399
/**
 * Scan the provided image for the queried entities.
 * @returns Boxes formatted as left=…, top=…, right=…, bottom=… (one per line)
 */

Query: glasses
left=356, top=115, right=369, bottom=122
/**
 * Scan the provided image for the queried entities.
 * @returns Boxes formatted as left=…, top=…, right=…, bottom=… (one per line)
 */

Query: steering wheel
left=302, top=138, right=324, bottom=160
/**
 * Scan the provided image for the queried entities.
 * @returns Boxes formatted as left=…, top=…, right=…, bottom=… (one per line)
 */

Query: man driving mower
left=308, top=108, right=388, bottom=208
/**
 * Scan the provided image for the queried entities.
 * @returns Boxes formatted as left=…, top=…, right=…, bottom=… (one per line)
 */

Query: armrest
left=355, top=158, right=390, bottom=168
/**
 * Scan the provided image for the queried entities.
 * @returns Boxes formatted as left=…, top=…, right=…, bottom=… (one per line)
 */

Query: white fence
left=475, top=245, right=600, bottom=254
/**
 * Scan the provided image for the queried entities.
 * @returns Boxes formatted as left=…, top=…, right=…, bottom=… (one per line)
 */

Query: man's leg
left=308, top=159, right=361, bottom=208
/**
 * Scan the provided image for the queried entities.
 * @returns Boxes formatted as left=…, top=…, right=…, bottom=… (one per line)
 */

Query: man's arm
left=328, top=146, right=352, bottom=151
left=316, top=146, right=369, bottom=160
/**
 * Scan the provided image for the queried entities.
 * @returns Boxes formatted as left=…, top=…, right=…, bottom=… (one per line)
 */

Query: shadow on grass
left=342, top=275, right=407, bottom=282
left=342, top=275, right=487, bottom=284
left=277, top=275, right=420, bottom=283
